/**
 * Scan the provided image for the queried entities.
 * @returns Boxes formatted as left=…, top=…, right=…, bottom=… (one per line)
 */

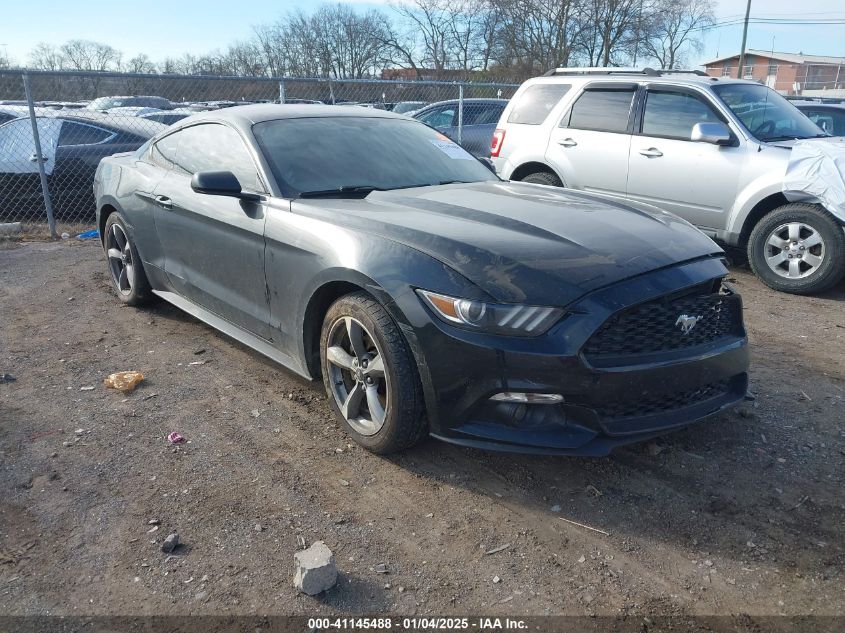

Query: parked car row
left=4, top=73, right=844, bottom=296
left=17, top=68, right=836, bottom=459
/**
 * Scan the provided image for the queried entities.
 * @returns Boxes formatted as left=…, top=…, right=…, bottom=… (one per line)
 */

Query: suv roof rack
left=542, top=67, right=709, bottom=78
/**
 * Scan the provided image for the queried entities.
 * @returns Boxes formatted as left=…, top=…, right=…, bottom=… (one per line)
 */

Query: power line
left=690, top=17, right=845, bottom=32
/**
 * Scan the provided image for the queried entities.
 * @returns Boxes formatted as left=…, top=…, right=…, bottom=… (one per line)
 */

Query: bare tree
left=573, top=0, right=640, bottom=66
left=59, top=39, right=122, bottom=71
left=311, top=4, right=390, bottom=78
left=389, top=0, right=454, bottom=73
left=125, top=53, right=157, bottom=74
left=492, top=0, right=578, bottom=74
left=640, top=0, right=714, bottom=69
left=29, top=43, right=65, bottom=70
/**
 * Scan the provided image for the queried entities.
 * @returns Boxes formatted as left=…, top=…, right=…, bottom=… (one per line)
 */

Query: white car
left=491, top=68, right=844, bottom=294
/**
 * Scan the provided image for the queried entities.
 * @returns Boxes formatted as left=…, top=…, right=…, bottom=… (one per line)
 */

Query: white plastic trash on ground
left=782, top=137, right=845, bottom=221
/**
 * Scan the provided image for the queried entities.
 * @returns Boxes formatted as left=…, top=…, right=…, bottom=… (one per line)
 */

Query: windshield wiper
left=299, top=185, right=385, bottom=198
left=762, top=134, right=830, bottom=142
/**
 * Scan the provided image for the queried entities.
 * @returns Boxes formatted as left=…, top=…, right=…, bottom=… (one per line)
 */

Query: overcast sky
left=2, top=0, right=843, bottom=68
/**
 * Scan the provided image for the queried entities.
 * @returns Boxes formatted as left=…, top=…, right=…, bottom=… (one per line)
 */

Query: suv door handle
left=558, top=138, right=577, bottom=147
left=154, top=195, right=173, bottom=210
left=29, top=153, right=49, bottom=163
left=638, top=147, right=663, bottom=157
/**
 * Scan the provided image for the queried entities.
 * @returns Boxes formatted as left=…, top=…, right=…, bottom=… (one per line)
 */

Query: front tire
left=103, top=212, right=154, bottom=306
left=748, top=203, right=845, bottom=294
left=320, top=292, right=426, bottom=454
left=520, top=171, right=562, bottom=187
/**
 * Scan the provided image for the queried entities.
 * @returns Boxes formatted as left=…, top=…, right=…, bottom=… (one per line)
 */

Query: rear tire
left=748, top=203, right=845, bottom=294
left=320, top=291, right=426, bottom=454
left=103, top=212, right=154, bottom=306
left=520, top=171, right=562, bottom=187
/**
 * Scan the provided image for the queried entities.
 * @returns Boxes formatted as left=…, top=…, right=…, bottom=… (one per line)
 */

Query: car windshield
left=712, top=84, right=826, bottom=142
left=253, top=116, right=497, bottom=196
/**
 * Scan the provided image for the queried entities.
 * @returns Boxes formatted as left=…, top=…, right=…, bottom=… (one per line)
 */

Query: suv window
left=565, top=88, right=636, bottom=133
left=169, top=123, right=264, bottom=191
left=58, top=121, right=113, bottom=146
left=508, top=84, right=571, bottom=125
left=641, top=90, right=723, bottom=140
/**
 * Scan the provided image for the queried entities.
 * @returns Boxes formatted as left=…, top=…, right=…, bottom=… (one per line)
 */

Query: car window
left=58, top=122, right=113, bottom=146
left=565, top=88, right=636, bottom=134
left=150, top=132, right=180, bottom=170
left=641, top=91, right=723, bottom=140
left=168, top=123, right=264, bottom=191
left=253, top=117, right=497, bottom=196
left=463, top=104, right=505, bottom=125
left=418, top=107, right=455, bottom=129
left=508, top=84, right=571, bottom=125
left=803, top=109, right=845, bottom=136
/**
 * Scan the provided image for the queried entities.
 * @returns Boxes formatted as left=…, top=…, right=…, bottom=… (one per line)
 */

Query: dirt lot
left=1, top=239, right=843, bottom=621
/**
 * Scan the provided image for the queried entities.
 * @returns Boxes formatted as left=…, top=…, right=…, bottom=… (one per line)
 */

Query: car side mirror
left=191, top=170, right=259, bottom=200
left=691, top=122, right=732, bottom=146
left=477, top=156, right=497, bottom=173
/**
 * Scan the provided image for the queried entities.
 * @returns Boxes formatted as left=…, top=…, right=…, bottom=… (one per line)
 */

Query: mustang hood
left=297, top=181, right=723, bottom=305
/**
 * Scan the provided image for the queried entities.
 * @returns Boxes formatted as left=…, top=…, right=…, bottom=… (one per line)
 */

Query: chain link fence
left=0, top=70, right=520, bottom=236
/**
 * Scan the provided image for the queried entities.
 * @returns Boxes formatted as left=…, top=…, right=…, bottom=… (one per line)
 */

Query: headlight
left=416, top=289, right=564, bottom=337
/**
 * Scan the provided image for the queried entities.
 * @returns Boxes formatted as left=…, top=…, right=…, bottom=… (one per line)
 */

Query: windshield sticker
left=429, top=139, right=473, bottom=160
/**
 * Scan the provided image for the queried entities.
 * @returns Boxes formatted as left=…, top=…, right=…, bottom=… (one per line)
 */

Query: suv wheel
left=320, top=291, right=427, bottom=454
left=520, top=171, right=562, bottom=187
left=103, top=212, right=154, bottom=306
left=748, top=203, right=845, bottom=294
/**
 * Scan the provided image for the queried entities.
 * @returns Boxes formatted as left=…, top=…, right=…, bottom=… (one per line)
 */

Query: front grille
left=584, top=282, right=741, bottom=362
left=592, top=379, right=731, bottom=421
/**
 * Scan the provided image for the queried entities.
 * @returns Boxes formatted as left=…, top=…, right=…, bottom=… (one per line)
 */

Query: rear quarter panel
left=96, top=154, right=167, bottom=275
left=493, top=82, right=575, bottom=181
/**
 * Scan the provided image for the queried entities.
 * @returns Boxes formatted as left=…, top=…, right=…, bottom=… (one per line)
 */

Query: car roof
left=794, top=102, right=845, bottom=110
left=525, top=73, right=750, bottom=89
left=417, top=98, right=509, bottom=109
left=37, top=112, right=166, bottom=137
left=166, top=103, right=410, bottom=130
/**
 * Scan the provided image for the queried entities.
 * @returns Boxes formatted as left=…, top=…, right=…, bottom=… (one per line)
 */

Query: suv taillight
left=490, top=128, right=506, bottom=157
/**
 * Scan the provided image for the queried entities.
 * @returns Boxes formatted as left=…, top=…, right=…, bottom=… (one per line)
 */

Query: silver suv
left=491, top=68, right=845, bottom=294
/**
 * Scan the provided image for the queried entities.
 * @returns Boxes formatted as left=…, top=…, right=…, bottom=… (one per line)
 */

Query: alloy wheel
left=106, top=223, right=134, bottom=295
left=325, top=316, right=389, bottom=436
left=764, top=222, right=824, bottom=279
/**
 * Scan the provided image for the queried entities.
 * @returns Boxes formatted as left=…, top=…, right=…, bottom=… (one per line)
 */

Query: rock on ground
left=294, top=541, right=337, bottom=596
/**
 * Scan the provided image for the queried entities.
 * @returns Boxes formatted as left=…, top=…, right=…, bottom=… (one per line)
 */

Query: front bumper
left=396, top=256, right=749, bottom=456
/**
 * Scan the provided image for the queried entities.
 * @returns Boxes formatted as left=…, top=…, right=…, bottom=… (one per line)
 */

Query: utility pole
left=736, top=0, right=752, bottom=79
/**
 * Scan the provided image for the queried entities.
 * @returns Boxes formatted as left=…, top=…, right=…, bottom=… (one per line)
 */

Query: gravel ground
left=0, top=239, right=843, bottom=621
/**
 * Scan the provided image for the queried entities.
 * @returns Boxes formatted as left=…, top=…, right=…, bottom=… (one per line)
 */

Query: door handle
left=557, top=138, right=577, bottom=147
left=638, top=147, right=663, bottom=157
left=154, top=195, right=173, bottom=210
left=29, top=153, right=49, bottom=163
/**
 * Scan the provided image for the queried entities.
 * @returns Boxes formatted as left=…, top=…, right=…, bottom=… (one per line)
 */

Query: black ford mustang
left=94, top=105, right=748, bottom=455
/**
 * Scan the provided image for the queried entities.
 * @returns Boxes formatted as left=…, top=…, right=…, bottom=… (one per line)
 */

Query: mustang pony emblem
left=675, top=314, right=703, bottom=335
